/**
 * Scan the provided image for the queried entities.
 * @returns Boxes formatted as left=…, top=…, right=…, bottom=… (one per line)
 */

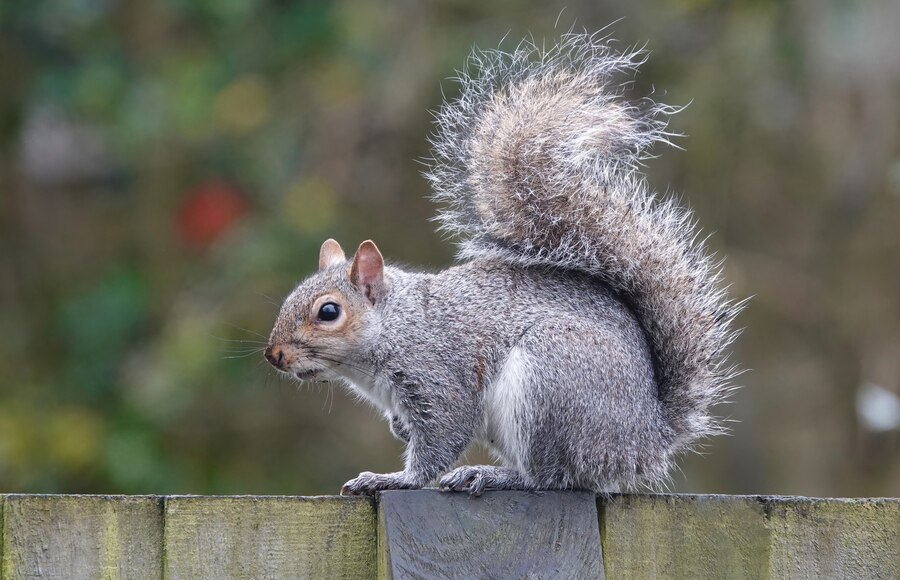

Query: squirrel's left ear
left=350, top=240, right=384, bottom=305
left=319, top=239, right=346, bottom=270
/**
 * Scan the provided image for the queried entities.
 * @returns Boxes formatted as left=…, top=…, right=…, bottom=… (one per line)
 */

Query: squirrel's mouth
left=295, top=369, right=320, bottom=380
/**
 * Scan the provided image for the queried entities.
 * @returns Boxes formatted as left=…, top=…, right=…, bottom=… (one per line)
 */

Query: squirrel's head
left=265, top=238, right=385, bottom=381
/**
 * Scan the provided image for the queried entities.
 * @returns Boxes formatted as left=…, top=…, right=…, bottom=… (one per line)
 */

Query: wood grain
left=767, top=497, right=900, bottom=580
left=163, top=495, right=376, bottom=579
left=600, top=494, right=900, bottom=580
left=378, top=489, right=604, bottom=579
left=1, top=494, right=163, bottom=580
left=601, top=494, right=770, bottom=579
left=1, top=495, right=4, bottom=580
left=1, top=492, right=897, bottom=579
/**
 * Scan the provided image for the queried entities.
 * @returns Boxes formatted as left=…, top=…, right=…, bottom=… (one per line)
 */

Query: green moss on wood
left=768, top=497, right=900, bottom=579
left=2, top=495, right=163, bottom=580
left=601, top=494, right=900, bottom=580
left=1, top=495, right=6, bottom=580
left=164, top=495, right=376, bottom=579
left=601, top=494, right=770, bottom=579
left=0, top=492, right=897, bottom=579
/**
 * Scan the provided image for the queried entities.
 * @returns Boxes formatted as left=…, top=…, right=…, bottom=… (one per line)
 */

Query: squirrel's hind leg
left=439, top=465, right=528, bottom=497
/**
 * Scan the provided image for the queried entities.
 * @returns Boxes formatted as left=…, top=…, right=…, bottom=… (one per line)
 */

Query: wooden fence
left=1, top=491, right=897, bottom=578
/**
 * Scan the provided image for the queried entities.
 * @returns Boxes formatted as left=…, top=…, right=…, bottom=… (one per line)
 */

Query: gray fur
left=426, top=32, right=742, bottom=454
left=266, top=33, right=740, bottom=496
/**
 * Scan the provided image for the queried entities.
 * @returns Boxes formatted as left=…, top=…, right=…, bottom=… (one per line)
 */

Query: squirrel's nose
left=264, top=345, right=285, bottom=368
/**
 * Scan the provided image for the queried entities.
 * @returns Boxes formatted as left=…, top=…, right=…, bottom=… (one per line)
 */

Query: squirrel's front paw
left=340, top=471, right=412, bottom=496
left=439, top=466, right=487, bottom=497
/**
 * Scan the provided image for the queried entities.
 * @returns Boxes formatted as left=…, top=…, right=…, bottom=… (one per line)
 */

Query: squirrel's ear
left=349, top=240, right=384, bottom=305
left=319, top=239, right=346, bottom=270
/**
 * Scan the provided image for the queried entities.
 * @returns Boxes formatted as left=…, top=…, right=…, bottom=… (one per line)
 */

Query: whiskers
left=309, top=347, right=379, bottom=381
left=216, top=324, right=372, bottom=416
left=256, top=292, right=283, bottom=308
left=221, top=347, right=267, bottom=359
left=298, top=346, right=377, bottom=416
left=224, top=323, right=269, bottom=340
left=215, top=337, right=269, bottom=359
left=213, top=323, right=270, bottom=360
left=287, top=370, right=338, bottom=414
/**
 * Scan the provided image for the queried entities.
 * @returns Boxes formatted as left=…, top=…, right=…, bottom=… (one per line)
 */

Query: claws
left=340, top=471, right=411, bottom=496
left=341, top=471, right=378, bottom=496
left=439, top=466, right=487, bottom=497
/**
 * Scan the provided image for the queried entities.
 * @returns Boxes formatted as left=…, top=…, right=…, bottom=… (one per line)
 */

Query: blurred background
left=1, top=0, right=898, bottom=497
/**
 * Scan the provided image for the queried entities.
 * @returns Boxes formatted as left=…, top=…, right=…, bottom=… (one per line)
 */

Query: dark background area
left=1, top=0, right=898, bottom=497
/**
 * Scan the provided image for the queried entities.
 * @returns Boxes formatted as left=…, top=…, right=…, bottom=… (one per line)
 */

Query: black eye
left=317, top=302, right=341, bottom=322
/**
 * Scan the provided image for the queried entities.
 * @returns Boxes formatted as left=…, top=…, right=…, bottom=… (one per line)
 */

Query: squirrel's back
left=426, top=33, right=742, bottom=462
left=423, top=258, right=650, bottom=343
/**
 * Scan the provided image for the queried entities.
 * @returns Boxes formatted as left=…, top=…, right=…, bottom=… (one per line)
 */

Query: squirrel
left=265, top=33, right=741, bottom=496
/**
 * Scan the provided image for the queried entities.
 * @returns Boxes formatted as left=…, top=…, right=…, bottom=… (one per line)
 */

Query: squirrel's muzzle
left=264, top=345, right=285, bottom=369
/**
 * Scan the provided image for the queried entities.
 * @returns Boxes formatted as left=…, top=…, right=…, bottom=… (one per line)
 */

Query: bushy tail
left=426, top=33, right=741, bottom=453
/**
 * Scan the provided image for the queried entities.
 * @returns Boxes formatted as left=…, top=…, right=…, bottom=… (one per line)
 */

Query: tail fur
left=426, top=33, right=741, bottom=457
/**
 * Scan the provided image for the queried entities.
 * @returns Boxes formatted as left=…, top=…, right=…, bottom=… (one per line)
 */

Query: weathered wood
left=1, top=494, right=163, bottom=580
left=1, top=492, right=897, bottom=578
left=767, top=497, right=900, bottom=580
left=378, top=489, right=604, bottom=579
left=164, top=495, right=376, bottom=579
left=601, top=494, right=900, bottom=580
left=1, top=495, right=5, bottom=580
left=601, top=494, right=770, bottom=579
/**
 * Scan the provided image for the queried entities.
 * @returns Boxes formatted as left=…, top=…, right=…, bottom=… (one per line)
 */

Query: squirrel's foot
left=340, top=471, right=413, bottom=496
left=439, top=465, right=488, bottom=496
left=439, top=465, right=526, bottom=497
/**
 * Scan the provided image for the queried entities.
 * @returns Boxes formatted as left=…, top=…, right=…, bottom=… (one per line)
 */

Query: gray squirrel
left=265, top=33, right=741, bottom=496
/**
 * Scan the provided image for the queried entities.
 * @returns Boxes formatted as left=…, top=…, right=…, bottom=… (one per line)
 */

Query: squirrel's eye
left=317, top=302, right=341, bottom=322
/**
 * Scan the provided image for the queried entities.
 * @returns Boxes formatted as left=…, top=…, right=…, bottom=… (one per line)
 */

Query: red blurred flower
left=177, top=180, right=248, bottom=249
